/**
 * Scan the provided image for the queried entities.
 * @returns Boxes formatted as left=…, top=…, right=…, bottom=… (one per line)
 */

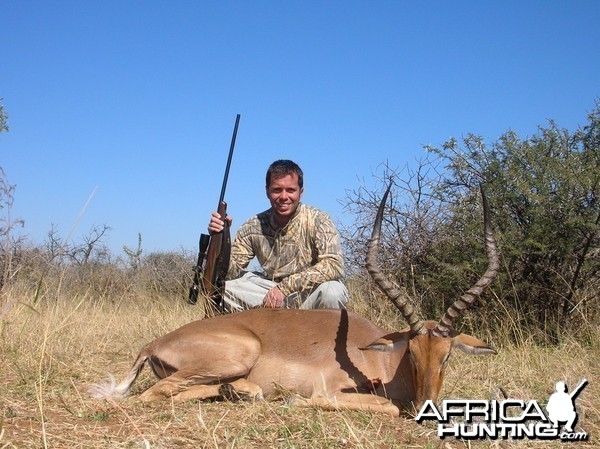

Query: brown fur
left=88, top=310, right=494, bottom=414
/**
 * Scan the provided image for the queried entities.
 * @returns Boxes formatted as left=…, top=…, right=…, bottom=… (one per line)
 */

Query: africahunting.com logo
left=416, top=379, right=589, bottom=441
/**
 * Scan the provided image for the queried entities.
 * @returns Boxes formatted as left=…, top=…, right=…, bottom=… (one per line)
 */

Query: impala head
left=366, top=183, right=499, bottom=410
left=407, top=323, right=496, bottom=411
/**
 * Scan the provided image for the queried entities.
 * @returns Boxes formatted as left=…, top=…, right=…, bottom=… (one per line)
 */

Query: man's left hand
left=263, top=287, right=285, bottom=308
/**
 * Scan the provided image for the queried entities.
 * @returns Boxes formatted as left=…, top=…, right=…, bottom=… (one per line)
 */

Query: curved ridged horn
left=366, top=182, right=426, bottom=335
left=434, top=185, right=500, bottom=336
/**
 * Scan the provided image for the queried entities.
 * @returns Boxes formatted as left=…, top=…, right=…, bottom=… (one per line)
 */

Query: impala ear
left=452, top=333, right=497, bottom=356
left=361, top=332, right=410, bottom=353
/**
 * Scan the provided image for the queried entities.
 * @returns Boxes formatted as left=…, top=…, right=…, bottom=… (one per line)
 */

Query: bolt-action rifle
left=188, top=114, right=240, bottom=308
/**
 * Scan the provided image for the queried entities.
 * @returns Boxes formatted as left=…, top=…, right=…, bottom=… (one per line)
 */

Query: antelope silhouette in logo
left=88, top=184, right=499, bottom=415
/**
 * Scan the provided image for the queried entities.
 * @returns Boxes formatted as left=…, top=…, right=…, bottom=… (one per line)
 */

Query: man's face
left=266, top=173, right=303, bottom=226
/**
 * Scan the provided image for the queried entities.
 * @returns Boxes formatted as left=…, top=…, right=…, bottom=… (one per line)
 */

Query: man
left=208, top=159, right=349, bottom=310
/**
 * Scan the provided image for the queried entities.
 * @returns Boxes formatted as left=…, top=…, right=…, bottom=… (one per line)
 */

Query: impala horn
left=434, top=185, right=500, bottom=336
left=366, top=182, right=426, bottom=336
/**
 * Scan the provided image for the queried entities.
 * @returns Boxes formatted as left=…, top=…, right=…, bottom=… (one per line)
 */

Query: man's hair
left=266, top=160, right=304, bottom=188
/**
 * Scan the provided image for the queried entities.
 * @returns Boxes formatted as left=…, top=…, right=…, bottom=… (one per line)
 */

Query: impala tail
left=86, top=352, right=148, bottom=399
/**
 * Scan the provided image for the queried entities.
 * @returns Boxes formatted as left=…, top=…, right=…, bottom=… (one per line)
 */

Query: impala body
left=89, top=185, right=499, bottom=415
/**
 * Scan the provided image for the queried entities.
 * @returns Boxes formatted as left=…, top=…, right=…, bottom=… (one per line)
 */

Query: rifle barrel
left=218, top=114, right=241, bottom=206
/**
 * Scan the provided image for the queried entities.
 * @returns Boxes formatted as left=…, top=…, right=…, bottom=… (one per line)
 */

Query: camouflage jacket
left=227, top=203, right=345, bottom=296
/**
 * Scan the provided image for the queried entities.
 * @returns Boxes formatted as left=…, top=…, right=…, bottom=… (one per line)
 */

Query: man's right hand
left=208, top=211, right=233, bottom=234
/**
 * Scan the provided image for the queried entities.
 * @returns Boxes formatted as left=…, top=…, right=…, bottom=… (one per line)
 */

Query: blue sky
left=2, top=1, right=599, bottom=256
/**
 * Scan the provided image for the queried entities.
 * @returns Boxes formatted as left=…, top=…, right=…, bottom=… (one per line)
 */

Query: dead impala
left=88, top=185, right=499, bottom=415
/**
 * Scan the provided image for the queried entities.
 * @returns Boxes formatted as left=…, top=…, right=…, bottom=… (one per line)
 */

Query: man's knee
left=224, top=271, right=274, bottom=309
left=313, top=281, right=349, bottom=309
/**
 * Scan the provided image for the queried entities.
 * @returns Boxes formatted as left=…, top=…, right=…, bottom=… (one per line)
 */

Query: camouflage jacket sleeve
left=226, top=222, right=256, bottom=280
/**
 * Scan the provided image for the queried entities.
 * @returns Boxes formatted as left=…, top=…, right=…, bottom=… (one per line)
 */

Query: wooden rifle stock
left=188, top=114, right=240, bottom=307
left=201, top=201, right=231, bottom=300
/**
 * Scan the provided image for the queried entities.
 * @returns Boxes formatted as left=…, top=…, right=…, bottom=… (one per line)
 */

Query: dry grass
left=0, top=281, right=598, bottom=448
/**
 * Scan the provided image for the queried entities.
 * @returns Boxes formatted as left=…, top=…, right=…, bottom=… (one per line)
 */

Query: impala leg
left=219, top=378, right=264, bottom=400
left=171, top=384, right=224, bottom=402
left=138, top=374, right=190, bottom=402
left=173, top=378, right=264, bottom=403
left=138, top=374, right=264, bottom=403
left=293, top=393, right=400, bottom=416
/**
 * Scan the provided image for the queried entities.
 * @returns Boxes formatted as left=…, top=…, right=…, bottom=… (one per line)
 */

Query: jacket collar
left=269, top=202, right=303, bottom=231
